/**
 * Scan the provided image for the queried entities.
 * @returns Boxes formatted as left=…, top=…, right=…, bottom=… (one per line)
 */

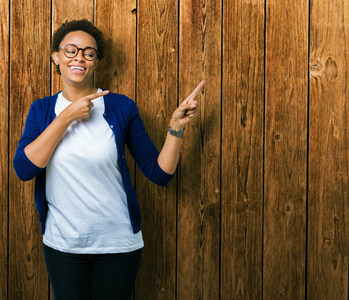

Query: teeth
left=70, top=66, right=84, bottom=71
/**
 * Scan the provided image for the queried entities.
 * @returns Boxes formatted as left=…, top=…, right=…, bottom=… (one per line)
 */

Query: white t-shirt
left=43, top=90, right=144, bottom=254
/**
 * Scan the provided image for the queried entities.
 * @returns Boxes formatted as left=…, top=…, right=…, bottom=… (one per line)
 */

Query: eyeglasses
left=59, top=44, right=99, bottom=61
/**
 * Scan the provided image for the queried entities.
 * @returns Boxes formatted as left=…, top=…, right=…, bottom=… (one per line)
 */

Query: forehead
left=60, top=31, right=97, bottom=48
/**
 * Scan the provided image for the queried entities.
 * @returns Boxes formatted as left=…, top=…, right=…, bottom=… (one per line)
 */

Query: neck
left=62, top=82, right=97, bottom=102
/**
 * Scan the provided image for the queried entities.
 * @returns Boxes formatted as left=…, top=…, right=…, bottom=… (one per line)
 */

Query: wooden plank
left=308, top=0, right=349, bottom=298
left=177, top=0, right=221, bottom=299
left=134, top=1, right=178, bottom=299
left=51, top=0, right=94, bottom=95
left=50, top=3, right=94, bottom=298
left=221, top=0, right=264, bottom=298
left=263, top=0, right=308, bottom=298
left=9, top=0, right=51, bottom=298
left=95, top=0, right=136, bottom=96
left=94, top=0, right=137, bottom=191
left=0, top=0, right=9, bottom=299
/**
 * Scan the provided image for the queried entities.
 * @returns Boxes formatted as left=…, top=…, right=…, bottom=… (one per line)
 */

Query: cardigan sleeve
left=125, top=101, right=174, bottom=186
left=13, top=103, right=45, bottom=181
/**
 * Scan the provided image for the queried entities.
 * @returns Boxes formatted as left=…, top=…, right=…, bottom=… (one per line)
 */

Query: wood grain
left=9, top=0, right=50, bottom=298
left=0, top=0, right=9, bottom=298
left=264, top=0, right=308, bottom=298
left=50, top=2, right=94, bottom=298
left=3, top=0, right=349, bottom=298
left=177, top=0, right=221, bottom=299
left=221, top=0, right=264, bottom=298
left=95, top=0, right=136, bottom=95
left=308, top=0, right=349, bottom=298
left=51, top=0, right=94, bottom=95
left=134, top=1, right=178, bottom=299
left=95, top=0, right=137, bottom=194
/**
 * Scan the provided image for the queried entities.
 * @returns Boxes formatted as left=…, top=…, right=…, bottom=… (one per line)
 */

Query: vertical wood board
left=264, top=0, right=308, bottom=298
left=0, top=0, right=9, bottom=298
left=95, top=0, right=137, bottom=192
left=51, top=0, right=94, bottom=95
left=177, top=0, right=221, bottom=299
left=308, top=0, right=349, bottom=298
left=9, top=0, right=51, bottom=298
left=135, top=1, right=178, bottom=299
left=221, top=0, right=265, bottom=298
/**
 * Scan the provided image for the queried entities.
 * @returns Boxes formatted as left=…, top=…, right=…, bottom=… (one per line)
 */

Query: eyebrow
left=65, top=43, right=97, bottom=49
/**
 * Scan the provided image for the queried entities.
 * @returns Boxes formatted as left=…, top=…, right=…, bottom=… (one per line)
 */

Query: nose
left=74, top=49, right=85, bottom=61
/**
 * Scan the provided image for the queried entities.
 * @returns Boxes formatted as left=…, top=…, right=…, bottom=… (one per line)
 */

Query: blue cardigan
left=13, top=92, right=174, bottom=234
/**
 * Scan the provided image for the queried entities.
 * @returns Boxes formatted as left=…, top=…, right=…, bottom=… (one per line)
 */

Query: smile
left=69, top=66, right=86, bottom=72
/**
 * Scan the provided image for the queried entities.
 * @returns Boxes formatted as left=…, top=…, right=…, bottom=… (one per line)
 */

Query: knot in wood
left=310, top=57, right=324, bottom=77
left=324, top=57, right=338, bottom=82
left=284, top=203, right=293, bottom=214
left=323, top=238, right=332, bottom=249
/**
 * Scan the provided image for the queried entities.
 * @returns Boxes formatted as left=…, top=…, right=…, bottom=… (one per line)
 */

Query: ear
left=51, top=51, right=60, bottom=66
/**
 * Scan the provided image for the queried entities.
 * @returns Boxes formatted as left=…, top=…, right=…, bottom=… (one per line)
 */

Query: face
left=52, top=31, right=98, bottom=87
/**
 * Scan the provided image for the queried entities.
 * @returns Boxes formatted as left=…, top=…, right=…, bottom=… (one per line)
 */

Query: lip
left=68, top=65, right=86, bottom=73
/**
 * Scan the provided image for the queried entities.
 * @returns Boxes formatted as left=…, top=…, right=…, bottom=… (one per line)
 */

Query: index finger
left=184, top=80, right=205, bottom=104
left=84, top=90, right=109, bottom=102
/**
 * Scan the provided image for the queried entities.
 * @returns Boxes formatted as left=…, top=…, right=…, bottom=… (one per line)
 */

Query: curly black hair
left=51, top=19, right=106, bottom=75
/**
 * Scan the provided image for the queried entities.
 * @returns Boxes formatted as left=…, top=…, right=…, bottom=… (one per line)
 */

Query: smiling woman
left=13, top=18, right=204, bottom=300
left=51, top=30, right=100, bottom=97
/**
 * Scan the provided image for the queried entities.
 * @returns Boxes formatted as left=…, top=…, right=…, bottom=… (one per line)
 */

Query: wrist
left=56, top=110, right=74, bottom=127
left=169, top=119, right=184, bottom=132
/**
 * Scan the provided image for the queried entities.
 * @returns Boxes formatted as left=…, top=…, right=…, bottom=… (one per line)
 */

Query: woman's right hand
left=61, top=90, right=109, bottom=123
left=24, top=90, right=109, bottom=168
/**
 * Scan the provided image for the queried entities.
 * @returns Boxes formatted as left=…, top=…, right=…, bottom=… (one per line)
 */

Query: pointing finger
left=85, top=90, right=109, bottom=102
left=183, top=80, right=205, bottom=104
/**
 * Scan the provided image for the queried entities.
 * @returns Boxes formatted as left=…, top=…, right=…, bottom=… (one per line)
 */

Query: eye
left=83, top=48, right=97, bottom=60
left=65, top=46, right=77, bottom=54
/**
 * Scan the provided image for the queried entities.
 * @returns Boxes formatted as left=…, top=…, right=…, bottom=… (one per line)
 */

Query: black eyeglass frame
left=58, top=44, right=99, bottom=61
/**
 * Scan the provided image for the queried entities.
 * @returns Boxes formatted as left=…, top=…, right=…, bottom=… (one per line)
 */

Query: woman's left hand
left=170, top=80, right=205, bottom=131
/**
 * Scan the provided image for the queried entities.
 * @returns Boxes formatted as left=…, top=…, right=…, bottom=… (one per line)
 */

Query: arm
left=23, top=90, right=109, bottom=168
left=157, top=81, right=205, bottom=174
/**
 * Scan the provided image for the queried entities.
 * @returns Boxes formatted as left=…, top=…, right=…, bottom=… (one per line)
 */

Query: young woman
left=13, top=19, right=204, bottom=299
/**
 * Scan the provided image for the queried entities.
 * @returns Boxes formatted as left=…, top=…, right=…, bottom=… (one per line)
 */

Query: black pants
left=43, top=244, right=142, bottom=300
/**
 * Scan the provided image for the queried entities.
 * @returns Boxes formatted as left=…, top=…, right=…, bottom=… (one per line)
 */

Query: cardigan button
left=110, top=125, right=113, bottom=128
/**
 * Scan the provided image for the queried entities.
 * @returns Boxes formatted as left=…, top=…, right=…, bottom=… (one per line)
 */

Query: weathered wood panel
left=264, top=0, right=308, bottom=298
left=308, top=0, right=349, bottom=299
left=51, top=0, right=94, bottom=95
left=49, top=5, right=95, bottom=298
left=9, top=0, right=51, bottom=298
left=95, top=0, right=136, bottom=96
left=0, top=0, right=9, bottom=299
left=221, top=0, right=264, bottom=298
left=95, top=0, right=137, bottom=195
left=3, top=0, right=349, bottom=299
left=177, top=0, right=221, bottom=299
left=135, top=1, right=178, bottom=299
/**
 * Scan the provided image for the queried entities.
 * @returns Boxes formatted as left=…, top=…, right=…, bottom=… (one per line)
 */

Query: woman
left=13, top=19, right=204, bottom=299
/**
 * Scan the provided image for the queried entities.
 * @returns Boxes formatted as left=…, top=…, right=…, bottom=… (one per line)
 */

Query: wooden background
left=1, top=0, right=348, bottom=299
